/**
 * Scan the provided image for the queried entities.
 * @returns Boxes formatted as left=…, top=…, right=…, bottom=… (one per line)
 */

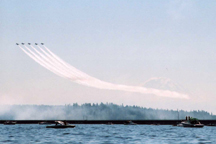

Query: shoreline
left=1, top=120, right=216, bottom=125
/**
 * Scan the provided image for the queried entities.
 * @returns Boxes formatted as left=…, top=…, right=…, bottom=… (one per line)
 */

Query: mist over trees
left=0, top=103, right=215, bottom=120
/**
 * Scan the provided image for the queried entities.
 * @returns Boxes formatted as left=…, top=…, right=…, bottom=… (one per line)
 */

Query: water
left=0, top=124, right=215, bottom=144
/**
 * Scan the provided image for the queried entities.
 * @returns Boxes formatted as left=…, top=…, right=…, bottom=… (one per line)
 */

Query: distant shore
left=1, top=120, right=216, bottom=125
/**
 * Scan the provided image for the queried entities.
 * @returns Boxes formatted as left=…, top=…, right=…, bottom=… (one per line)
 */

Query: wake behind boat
left=46, top=121, right=75, bottom=129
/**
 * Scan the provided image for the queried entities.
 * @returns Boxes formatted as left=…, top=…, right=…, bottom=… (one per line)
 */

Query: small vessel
left=4, top=121, right=16, bottom=125
left=206, top=123, right=216, bottom=126
left=124, top=121, right=137, bottom=125
left=38, top=122, right=52, bottom=125
left=46, top=121, right=75, bottom=129
left=177, top=118, right=204, bottom=128
left=106, top=122, right=114, bottom=125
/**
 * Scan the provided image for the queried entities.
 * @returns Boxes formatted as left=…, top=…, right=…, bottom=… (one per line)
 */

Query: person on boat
left=64, top=121, right=67, bottom=125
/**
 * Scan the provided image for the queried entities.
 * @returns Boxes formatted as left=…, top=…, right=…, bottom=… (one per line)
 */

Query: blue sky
left=1, top=0, right=216, bottom=113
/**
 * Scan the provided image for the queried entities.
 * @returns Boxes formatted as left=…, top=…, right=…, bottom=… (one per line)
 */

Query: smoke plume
left=18, top=45, right=189, bottom=99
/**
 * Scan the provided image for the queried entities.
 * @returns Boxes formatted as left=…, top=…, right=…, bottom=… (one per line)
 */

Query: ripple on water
left=0, top=125, right=216, bottom=144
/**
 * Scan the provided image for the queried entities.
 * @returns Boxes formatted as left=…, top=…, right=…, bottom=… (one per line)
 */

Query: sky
left=0, top=0, right=216, bottom=113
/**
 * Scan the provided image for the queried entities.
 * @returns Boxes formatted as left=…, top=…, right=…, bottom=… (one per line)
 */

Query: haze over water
left=1, top=1, right=216, bottom=113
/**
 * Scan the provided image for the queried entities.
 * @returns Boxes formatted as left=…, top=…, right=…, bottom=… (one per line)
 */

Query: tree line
left=0, top=103, right=215, bottom=120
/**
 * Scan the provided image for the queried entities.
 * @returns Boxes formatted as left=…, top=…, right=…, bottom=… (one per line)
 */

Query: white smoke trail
left=19, top=46, right=69, bottom=78
left=19, top=45, right=189, bottom=99
left=41, top=46, right=108, bottom=87
left=29, top=45, right=73, bottom=78
left=43, top=46, right=93, bottom=79
left=37, top=45, right=85, bottom=81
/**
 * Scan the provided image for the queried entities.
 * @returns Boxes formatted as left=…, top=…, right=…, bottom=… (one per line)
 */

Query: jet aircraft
left=35, top=43, right=38, bottom=45
left=41, top=43, right=44, bottom=45
left=16, top=43, right=19, bottom=45
left=22, top=43, right=25, bottom=45
left=28, top=43, right=31, bottom=45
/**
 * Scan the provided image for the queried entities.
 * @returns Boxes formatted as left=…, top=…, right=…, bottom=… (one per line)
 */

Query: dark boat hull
left=182, top=123, right=204, bottom=128
left=46, top=125, right=75, bottom=129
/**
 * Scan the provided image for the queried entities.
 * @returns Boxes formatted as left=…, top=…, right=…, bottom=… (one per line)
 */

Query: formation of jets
left=16, top=43, right=44, bottom=45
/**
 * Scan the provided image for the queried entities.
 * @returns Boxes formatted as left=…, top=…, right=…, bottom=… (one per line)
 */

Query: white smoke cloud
left=18, top=45, right=189, bottom=99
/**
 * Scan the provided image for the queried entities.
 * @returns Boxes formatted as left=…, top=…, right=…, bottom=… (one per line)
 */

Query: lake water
left=0, top=124, right=215, bottom=144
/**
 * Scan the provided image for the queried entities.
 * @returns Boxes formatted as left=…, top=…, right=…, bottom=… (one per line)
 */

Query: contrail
left=19, top=46, right=69, bottom=79
left=18, top=44, right=189, bottom=99
left=42, top=45, right=93, bottom=79
left=37, top=45, right=85, bottom=81
left=29, top=45, right=73, bottom=78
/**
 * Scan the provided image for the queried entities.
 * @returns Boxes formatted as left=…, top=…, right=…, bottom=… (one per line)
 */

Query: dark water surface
left=0, top=124, right=215, bottom=144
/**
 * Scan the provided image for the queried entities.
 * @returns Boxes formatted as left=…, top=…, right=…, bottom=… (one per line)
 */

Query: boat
left=124, top=121, right=137, bottom=125
left=206, top=123, right=216, bottom=126
left=4, top=121, right=16, bottom=125
left=46, top=121, right=75, bottom=129
left=38, top=122, right=52, bottom=125
left=46, top=125, right=75, bottom=128
left=177, top=118, right=204, bottom=128
left=106, top=122, right=114, bottom=125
